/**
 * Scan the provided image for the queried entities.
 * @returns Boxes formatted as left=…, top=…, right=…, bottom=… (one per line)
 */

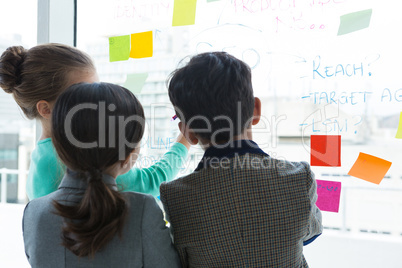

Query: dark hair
left=0, top=43, right=95, bottom=119
left=167, top=52, right=254, bottom=143
left=51, top=82, right=145, bottom=257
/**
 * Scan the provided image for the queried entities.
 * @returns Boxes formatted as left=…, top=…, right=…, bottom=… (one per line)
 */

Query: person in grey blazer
left=22, top=82, right=181, bottom=268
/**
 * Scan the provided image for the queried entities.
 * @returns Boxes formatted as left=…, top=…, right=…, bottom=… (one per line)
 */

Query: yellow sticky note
left=348, top=153, right=392, bottom=185
left=130, top=31, right=153, bottom=59
left=109, top=35, right=130, bottom=62
left=172, top=0, right=197, bottom=27
left=395, top=112, right=402, bottom=139
left=123, top=73, right=148, bottom=94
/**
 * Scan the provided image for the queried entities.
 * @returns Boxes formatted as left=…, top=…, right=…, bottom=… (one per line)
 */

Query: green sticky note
left=395, top=112, right=402, bottom=139
left=123, top=73, right=148, bottom=94
left=337, top=9, right=372, bottom=36
left=109, top=35, right=130, bottom=62
left=172, top=0, right=197, bottom=27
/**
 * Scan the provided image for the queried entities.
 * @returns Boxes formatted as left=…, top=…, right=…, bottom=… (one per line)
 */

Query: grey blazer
left=23, top=170, right=181, bottom=268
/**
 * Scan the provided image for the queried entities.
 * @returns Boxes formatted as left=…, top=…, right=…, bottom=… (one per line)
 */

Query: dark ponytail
left=51, top=82, right=145, bottom=257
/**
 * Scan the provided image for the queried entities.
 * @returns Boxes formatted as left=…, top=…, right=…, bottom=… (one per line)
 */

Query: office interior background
left=1, top=0, right=402, bottom=267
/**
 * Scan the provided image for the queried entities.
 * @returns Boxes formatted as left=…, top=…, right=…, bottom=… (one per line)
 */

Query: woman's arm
left=116, top=135, right=190, bottom=196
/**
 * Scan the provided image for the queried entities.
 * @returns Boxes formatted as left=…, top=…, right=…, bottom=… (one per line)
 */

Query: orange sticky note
left=348, top=153, right=392, bottom=184
left=130, top=31, right=153, bottom=59
left=310, top=135, right=341, bottom=167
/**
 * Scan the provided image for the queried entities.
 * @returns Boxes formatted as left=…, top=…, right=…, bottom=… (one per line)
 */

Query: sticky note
left=123, top=73, right=148, bottom=94
left=348, top=153, right=392, bottom=184
left=109, top=35, right=130, bottom=62
left=130, top=31, right=153, bottom=59
left=310, top=135, right=341, bottom=167
left=316, top=180, right=341, bottom=213
left=395, top=112, right=402, bottom=139
left=337, top=9, right=372, bottom=36
left=172, top=0, right=197, bottom=26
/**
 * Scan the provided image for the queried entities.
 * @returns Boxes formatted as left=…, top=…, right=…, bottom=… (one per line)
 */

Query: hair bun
left=0, top=46, right=27, bottom=94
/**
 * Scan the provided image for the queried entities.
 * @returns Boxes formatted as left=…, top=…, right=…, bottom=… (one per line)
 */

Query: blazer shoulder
left=162, top=170, right=201, bottom=186
left=274, top=158, right=312, bottom=177
left=23, top=192, right=62, bottom=229
left=160, top=172, right=197, bottom=195
left=159, top=172, right=199, bottom=207
left=122, top=191, right=155, bottom=206
left=122, top=191, right=162, bottom=217
left=24, top=191, right=58, bottom=214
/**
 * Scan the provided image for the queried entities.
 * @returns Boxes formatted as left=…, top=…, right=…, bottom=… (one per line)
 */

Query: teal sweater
left=26, top=138, right=188, bottom=200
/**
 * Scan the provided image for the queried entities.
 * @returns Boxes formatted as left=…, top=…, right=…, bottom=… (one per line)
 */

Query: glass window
left=77, top=1, right=402, bottom=267
left=0, top=2, right=37, bottom=267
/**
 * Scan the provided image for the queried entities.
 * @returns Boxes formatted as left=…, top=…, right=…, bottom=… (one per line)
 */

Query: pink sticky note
left=316, top=179, right=341, bottom=213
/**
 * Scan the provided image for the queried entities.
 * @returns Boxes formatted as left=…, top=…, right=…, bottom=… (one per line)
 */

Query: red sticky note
left=348, top=153, right=392, bottom=184
left=311, top=135, right=341, bottom=167
left=316, top=180, right=341, bottom=213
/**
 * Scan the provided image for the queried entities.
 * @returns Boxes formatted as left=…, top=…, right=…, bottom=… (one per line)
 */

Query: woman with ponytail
left=0, top=44, right=189, bottom=200
left=23, top=82, right=181, bottom=267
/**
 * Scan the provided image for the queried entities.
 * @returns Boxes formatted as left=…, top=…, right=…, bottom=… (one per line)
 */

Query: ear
left=178, top=122, right=199, bottom=145
left=36, top=100, right=52, bottom=120
left=252, top=97, right=261, bottom=126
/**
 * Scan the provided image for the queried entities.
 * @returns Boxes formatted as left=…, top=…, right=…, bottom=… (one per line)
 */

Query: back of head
left=52, top=82, right=145, bottom=171
left=51, top=82, right=145, bottom=258
left=0, top=43, right=95, bottom=119
left=168, top=52, right=254, bottom=144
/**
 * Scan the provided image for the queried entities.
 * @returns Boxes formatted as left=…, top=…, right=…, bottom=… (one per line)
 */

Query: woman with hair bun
left=0, top=43, right=189, bottom=200
left=23, top=82, right=181, bottom=267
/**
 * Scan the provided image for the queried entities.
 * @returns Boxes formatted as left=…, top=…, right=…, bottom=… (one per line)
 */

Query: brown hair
left=0, top=43, right=95, bottom=119
left=51, top=82, right=145, bottom=258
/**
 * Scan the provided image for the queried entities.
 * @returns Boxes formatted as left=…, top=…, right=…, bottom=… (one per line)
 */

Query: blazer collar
left=58, top=168, right=118, bottom=191
left=195, top=139, right=268, bottom=171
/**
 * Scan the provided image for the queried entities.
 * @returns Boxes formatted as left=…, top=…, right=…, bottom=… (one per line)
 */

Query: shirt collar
left=59, top=168, right=118, bottom=191
left=195, top=139, right=268, bottom=171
